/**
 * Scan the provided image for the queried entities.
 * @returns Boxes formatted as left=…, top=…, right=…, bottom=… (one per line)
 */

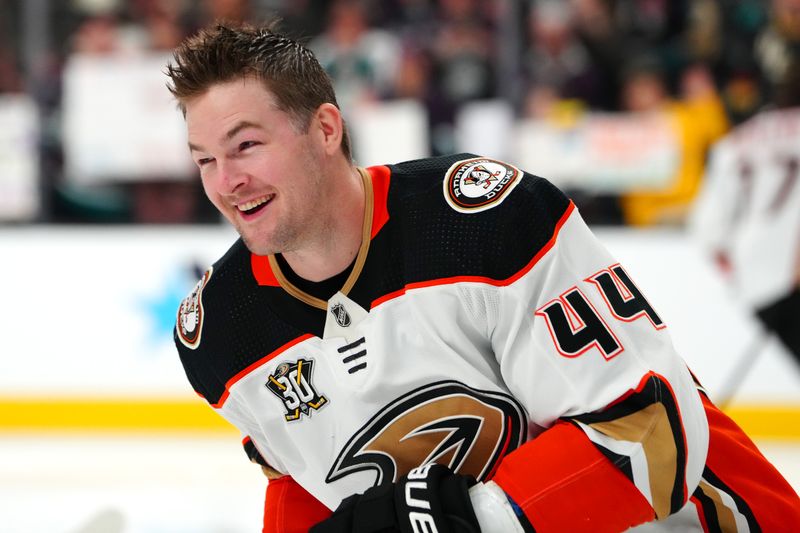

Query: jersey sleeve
left=263, top=475, right=332, bottom=533
left=481, top=197, right=709, bottom=530
left=687, top=136, right=739, bottom=259
left=175, top=290, right=318, bottom=532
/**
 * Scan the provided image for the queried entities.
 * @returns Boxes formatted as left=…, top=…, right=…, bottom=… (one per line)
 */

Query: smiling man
left=167, top=22, right=800, bottom=533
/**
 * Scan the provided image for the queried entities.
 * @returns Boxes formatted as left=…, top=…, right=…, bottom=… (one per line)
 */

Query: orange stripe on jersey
left=699, top=394, right=800, bottom=530
left=212, top=334, right=314, bottom=408
left=370, top=201, right=576, bottom=309
left=367, top=165, right=391, bottom=238
left=492, top=420, right=655, bottom=532
left=263, top=476, right=331, bottom=533
left=251, top=253, right=280, bottom=286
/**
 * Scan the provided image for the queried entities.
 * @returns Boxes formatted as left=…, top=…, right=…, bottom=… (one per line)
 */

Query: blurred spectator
left=619, top=54, right=669, bottom=112
left=524, top=0, right=606, bottom=110
left=131, top=180, right=205, bottom=224
left=722, top=70, right=766, bottom=124
left=571, top=0, right=626, bottom=110
left=684, top=0, right=724, bottom=65
left=424, top=0, right=496, bottom=154
left=374, top=0, right=437, bottom=38
left=1, top=0, right=796, bottom=225
left=755, top=0, right=800, bottom=106
left=620, top=57, right=729, bottom=226
left=200, top=0, right=252, bottom=25
left=610, top=0, right=690, bottom=84
left=71, top=14, right=120, bottom=55
left=392, top=47, right=434, bottom=102
left=310, top=0, right=401, bottom=112
left=122, top=0, right=188, bottom=51
left=431, top=0, right=494, bottom=106
left=276, top=0, right=332, bottom=39
left=388, top=44, right=460, bottom=156
left=690, top=63, right=800, bottom=368
left=714, top=0, right=769, bottom=124
left=55, top=3, right=206, bottom=224
left=0, top=47, right=23, bottom=93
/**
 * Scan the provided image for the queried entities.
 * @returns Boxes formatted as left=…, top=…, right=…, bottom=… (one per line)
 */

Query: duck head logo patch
left=176, top=267, right=212, bottom=349
left=326, top=381, right=526, bottom=487
left=444, top=157, right=522, bottom=213
left=266, top=358, right=328, bottom=422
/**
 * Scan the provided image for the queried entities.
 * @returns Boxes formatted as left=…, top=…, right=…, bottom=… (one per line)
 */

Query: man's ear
left=314, top=103, right=344, bottom=156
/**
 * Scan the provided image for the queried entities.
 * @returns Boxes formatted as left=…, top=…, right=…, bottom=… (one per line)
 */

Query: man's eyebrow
left=188, top=121, right=263, bottom=153
left=224, top=120, right=262, bottom=141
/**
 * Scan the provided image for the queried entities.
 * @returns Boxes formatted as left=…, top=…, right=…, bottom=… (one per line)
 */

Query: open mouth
left=237, top=194, right=273, bottom=216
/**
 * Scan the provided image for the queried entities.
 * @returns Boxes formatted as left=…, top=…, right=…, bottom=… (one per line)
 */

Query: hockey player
left=691, top=2, right=800, bottom=377
left=690, top=107, right=800, bottom=371
left=167, top=22, right=800, bottom=532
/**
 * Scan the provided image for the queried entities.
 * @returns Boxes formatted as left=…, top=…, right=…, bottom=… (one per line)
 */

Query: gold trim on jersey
left=585, top=402, right=677, bottom=519
left=268, top=167, right=374, bottom=310
left=697, top=480, right=739, bottom=531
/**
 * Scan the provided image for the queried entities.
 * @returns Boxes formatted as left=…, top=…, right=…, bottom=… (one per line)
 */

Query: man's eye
left=239, top=141, right=258, bottom=151
left=197, top=157, right=214, bottom=166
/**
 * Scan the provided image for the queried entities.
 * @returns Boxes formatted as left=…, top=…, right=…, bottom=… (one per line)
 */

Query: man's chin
left=243, top=240, right=275, bottom=257
left=236, top=223, right=295, bottom=257
left=238, top=232, right=275, bottom=257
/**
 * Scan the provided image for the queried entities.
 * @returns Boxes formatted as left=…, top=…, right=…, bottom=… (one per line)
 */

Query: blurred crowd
left=1, top=0, right=799, bottom=224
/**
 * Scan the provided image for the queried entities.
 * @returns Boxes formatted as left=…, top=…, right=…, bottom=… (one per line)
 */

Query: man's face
left=185, top=77, right=328, bottom=256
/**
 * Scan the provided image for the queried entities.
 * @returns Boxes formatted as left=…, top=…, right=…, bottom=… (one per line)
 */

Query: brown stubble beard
left=237, top=139, right=330, bottom=258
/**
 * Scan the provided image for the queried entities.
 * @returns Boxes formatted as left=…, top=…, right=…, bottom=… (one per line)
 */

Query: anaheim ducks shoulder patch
left=443, top=157, right=522, bottom=213
left=177, top=267, right=212, bottom=349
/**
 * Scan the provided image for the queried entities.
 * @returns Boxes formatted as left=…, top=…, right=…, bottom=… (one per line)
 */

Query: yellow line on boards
left=724, top=405, right=800, bottom=441
left=0, top=398, right=235, bottom=434
left=0, top=398, right=798, bottom=439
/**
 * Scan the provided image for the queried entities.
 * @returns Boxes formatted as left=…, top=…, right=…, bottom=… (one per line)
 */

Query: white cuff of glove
left=468, top=480, right=525, bottom=533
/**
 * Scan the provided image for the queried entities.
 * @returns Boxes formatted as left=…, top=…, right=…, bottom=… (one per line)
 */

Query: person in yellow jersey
left=620, top=59, right=729, bottom=227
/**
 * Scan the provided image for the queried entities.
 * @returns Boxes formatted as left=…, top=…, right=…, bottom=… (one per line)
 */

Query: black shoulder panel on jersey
left=350, top=154, right=571, bottom=307
left=174, top=239, right=311, bottom=406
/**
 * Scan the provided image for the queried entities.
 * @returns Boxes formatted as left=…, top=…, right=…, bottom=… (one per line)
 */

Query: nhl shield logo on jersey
left=326, top=381, right=526, bottom=487
left=330, top=303, right=351, bottom=327
left=266, top=358, right=328, bottom=422
left=176, top=267, right=212, bottom=350
left=444, top=157, right=522, bottom=213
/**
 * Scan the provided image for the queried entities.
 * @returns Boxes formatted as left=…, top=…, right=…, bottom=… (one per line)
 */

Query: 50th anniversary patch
left=443, top=157, right=522, bottom=213
left=266, top=358, right=328, bottom=422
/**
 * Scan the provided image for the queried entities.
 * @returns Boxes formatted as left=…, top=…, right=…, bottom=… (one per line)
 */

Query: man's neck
left=282, top=164, right=366, bottom=282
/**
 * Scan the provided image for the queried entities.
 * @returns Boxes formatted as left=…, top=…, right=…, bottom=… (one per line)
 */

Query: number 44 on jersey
left=536, top=264, right=664, bottom=360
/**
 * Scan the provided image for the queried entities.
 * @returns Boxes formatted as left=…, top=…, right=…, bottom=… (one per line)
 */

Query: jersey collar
left=267, top=167, right=374, bottom=310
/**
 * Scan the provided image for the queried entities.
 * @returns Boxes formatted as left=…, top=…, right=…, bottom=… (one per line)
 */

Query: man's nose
left=218, top=159, right=248, bottom=193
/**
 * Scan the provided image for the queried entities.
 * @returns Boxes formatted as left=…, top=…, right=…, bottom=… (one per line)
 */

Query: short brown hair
left=166, top=21, right=351, bottom=161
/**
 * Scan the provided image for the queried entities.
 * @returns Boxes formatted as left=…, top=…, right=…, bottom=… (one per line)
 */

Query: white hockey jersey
left=690, top=107, right=800, bottom=309
left=176, top=154, right=798, bottom=532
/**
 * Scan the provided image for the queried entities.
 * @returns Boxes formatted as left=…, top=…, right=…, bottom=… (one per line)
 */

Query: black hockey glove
left=310, top=463, right=481, bottom=533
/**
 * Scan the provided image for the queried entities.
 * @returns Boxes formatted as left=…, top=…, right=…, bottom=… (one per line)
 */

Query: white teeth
left=237, top=195, right=271, bottom=212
